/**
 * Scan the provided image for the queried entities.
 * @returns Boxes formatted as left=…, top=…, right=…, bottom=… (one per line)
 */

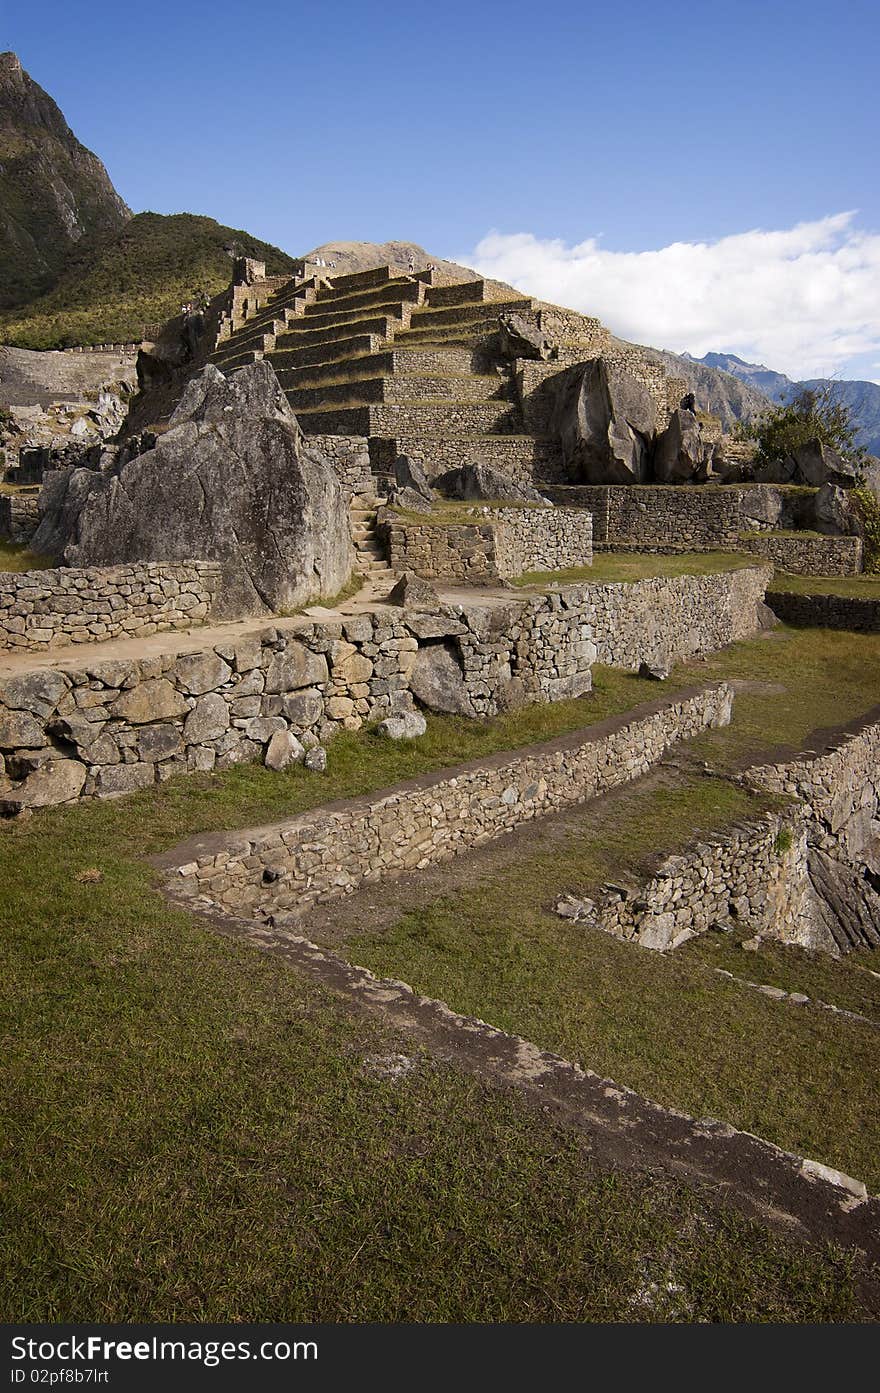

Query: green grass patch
left=680, top=927, right=880, bottom=1020
left=324, top=770, right=880, bottom=1192
left=2, top=626, right=880, bottom=1319
left=769, top=570, right=880, bottom=600
left=3, top=752, right=869, bottom=1320
left=0, top=543, right=54, bottom=573
left=513, top=551, right=757, bottom=587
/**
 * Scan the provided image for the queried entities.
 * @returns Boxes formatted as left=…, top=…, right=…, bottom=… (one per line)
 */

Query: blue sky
left=5, top=0, right=879, bottom=379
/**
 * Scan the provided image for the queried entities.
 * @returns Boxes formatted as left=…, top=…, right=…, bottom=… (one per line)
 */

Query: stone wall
left=0, top=567, right=771, bottom=810
left=492, top=508, right=593, bottom=576
left=575, top=565, right=770, bottom=669
left=307, top=434, right=374, bottom=499
left=561, top=808, right=810, bottom=952
left=543, top=484, right=816, bottom=550
left=766, top=588, right=880, bottom=632
left=0, top=493, right=40, bottom=546
left=381, top=508, right=593, bottom=582
left=370, top=435, right=562, bottom=489
left=745, top=713, right=880, bottom=953
left=747, top=716, right=880, bottom=865
left=382, top=517, right=500, bottom=584
left=740, top=533, right=863, bottom=576
left=165, top=684, right=734, bottom=920
left=0, top=562, right=221, bottom=652
left=0, top=593, right=599, bottom=809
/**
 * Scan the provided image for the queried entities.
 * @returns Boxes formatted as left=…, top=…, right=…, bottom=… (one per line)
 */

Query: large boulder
left=653, top=407, right=714, bottom=483
left=409, top=643, right=476, bottom=717
left=31, top=362, right=353, bottom=618
left=814, top=482, right=856, bottom=536
left=786, top=439, right=859, bottom=489
left=434, top=462, right=545, bottom=504
left=387, top=571, right=441, bottom=609
left=497, top=312, right=552, bottom=362
left=552, top=358, right=656, bottom=484
left=393, top=453, right=433, bottom=501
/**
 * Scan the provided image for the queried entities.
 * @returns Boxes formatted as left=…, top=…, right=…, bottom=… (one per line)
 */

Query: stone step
left=274, top=345, right=487, bottom=390
left=324, top=264, right=394, bottom=294
left=284, top=373, right=507, bottom=412
left=306, top=279, right=423, bottom=319
left=291, top=299, right=413, bottom=335
left=295, top=401, right=521, bottom=437
left=409, top=297, right=531, bottom=331
left=270, top=333, right=383, bottom=372
left=272, top=315, right=398, bottom=352
left=424, top=279, right=486, bottom=308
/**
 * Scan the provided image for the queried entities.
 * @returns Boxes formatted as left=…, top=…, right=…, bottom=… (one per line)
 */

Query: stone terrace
left=207, top=263, right=675, bottom=496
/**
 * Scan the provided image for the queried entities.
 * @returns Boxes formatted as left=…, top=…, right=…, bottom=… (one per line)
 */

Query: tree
left=740, top=383, right=868, bottom=474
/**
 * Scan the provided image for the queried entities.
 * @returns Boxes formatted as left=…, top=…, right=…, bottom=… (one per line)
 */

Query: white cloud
left=464, top=213, right=880, bottom=381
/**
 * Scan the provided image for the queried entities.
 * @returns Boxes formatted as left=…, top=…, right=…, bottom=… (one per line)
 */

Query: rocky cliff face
left=0, top=51, right=130, bottom=311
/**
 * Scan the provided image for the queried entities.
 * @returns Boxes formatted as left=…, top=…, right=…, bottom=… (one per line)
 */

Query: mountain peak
left=0, top=53, right=131, bottom=312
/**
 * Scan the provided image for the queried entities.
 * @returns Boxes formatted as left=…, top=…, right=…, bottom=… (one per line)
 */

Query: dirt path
left=0, top=578, right=517, bottom=680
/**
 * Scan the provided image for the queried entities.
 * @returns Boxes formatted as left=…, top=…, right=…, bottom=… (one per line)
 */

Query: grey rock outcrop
left=376, top=710, right=428, bottom=740
left=434, top=462, right=545, bottom=503
left=653, top=407, right=714, bottom=483
left=771, top=438, right=859, bottom=489
left=498, top=312, right=551, bottom=362
left=794, top=439, right=858, bottom=488
left=814, top=482, right=855, bottom=536
left=553, top=358, right=656, bottom=484
left=393, top=453, right=433, bottom=501
left=32, top=362, right=353, bottom=618
left=387, top=486, right=434, bottom=514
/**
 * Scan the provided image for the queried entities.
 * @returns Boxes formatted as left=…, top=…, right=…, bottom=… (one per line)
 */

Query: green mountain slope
left=0, top=211, right=299, bottom=349
left=0, top=51, right=130, bottom=312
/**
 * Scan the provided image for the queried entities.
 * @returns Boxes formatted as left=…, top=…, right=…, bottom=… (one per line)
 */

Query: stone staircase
left=210, top=264, right=562, bottom=492
left=348, top=492, right=392, bottom=584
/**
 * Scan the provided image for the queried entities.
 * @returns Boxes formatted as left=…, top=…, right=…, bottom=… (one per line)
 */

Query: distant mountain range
left=684, top=352, right=880, bottom=458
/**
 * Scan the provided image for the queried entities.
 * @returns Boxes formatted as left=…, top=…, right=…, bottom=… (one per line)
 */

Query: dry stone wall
left=381, top=508, right=593, bottom=582
left=573, top=565, right=770, bottom=669
left=544, top=484, right=816, bottom=550
left=0, top=567, right=770, bottom=810
left=740, top=533, right=863, bottom=576
left=492, top=508, right=593, bottom=576
left=766, top=588, right=880, bottom=632
left=745, top=716, right=880, bottom=953
left=0, top=562, right=220, bottom=652
left=165, top=684, right=734, bottom=920
left=307, top=434, right=374, bottom=499
left=561, top=809, right=810, bottom=952
left=0, top=494, right=40, bottom=545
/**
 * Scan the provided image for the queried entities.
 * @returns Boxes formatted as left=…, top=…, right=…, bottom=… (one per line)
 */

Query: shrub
left=740, top=384, right=868, bottom=474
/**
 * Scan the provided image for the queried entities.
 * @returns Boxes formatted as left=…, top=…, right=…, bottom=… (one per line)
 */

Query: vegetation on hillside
left=0, top=212, right=299, bottom=350
left=739, top=384, right=869, bottom=474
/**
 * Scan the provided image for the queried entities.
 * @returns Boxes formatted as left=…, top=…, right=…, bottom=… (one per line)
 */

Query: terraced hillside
left=209, top=263, right=609, bottom=491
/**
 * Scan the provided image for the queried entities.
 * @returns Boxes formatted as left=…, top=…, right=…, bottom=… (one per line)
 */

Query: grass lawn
left=2, top=626, right=880, bottom=1320
left=3, top=767, right=870, bottom=1323
left=513, top=551, right=757, bottom=587
left=313, top=766, right=880, bottom=1195
left=0, top=543, right=54, bottom=573
left=769, top=570, right=880, bottom=599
